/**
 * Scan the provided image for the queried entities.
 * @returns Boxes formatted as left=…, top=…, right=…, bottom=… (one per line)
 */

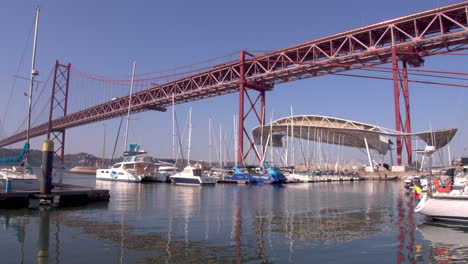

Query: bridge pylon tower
left=47, top=60, right=71, bottom=164
left=237, top=50, right=273, bottom=165
left=392, top=47, right=422, bottom=166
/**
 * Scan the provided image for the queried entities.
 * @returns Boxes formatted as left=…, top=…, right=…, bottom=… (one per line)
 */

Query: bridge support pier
left=47, top=61, right=71, bottom=164
left=237, top=51, right=271, bottom=165
left=391, top=48, right=412, bottom=166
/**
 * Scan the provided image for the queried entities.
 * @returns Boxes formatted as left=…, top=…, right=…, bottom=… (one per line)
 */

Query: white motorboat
left=285, top=173, right=312, bottom=183
left=96, top=144, right=155, bottom=182
left=415, top=166, right=468, bottom=223
left=169, top=106, right=214, bottom=185
left=147, top=162, right=178, bottom=182
left=170, top=165, right=215, bottom=185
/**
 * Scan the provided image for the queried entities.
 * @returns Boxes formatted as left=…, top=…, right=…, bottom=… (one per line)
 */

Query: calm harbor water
left=1, top=171, right=467, bottom=263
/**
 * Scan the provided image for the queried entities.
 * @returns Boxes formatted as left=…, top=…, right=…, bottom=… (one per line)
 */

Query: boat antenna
left=208, top=116, right=212, bottom=167
left=123, top=61, right=136, bottom=153
left=24, top=7, right=40, bottom=168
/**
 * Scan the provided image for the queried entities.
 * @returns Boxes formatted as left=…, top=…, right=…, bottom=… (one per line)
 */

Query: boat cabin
left=112, top=162, right=155, bottom=175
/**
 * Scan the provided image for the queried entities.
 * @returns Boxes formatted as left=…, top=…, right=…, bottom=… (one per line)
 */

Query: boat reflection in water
left=418, top=222, right=468, bottom=263
left=2, top=174, right=454, bottom=263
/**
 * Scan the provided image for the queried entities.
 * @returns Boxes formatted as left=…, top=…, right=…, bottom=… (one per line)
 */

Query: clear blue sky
left=0, top=0, right=466, bottom=165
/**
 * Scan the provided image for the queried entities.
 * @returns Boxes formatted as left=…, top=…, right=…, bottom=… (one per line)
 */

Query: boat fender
left=434, top=178, right=452, bottom=193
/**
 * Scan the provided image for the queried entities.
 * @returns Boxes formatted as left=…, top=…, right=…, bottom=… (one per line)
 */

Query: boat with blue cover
left=228, top=163, right=287, bottom=184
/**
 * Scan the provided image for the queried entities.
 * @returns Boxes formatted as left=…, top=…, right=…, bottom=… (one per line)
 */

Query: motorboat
left=147, top=161, right=178, bottom=182
left=284, top=172, right=313, bottom=183
left=415, top=166, right=468, bottom=223
left=227, top=163, right=287, bottom=184
left=96, top=144, right=156, bottom=182
left=277, top=167, right=307, bottom=183
left=170, top=164, right=216, bottom=185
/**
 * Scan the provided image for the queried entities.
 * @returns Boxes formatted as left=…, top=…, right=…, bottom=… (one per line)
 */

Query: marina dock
left=0, top=179, right=109, bottom=209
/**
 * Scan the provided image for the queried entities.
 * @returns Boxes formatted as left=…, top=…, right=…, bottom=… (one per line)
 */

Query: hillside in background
left=0, top=147, right=107, bottom=168
left=0, top=147, right=230, bottom=168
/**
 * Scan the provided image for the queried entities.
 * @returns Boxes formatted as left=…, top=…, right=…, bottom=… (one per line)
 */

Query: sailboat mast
left=208, top=116, right=212, bottom=167
left=124, top=61, right=136, bottom=152
left=172, top=94, right=176, bottom=160
left=187, top=107, right=192, bottom=165
left=233, top=115, right=237, bottom=166
left=26, top=7, right=40, bottom=147
left=290, top=106, right=295, bottom=168
left=219, top=124, right=222, bottom=168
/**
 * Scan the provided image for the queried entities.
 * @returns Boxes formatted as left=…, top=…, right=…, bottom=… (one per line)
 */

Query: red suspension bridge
left=0, top=2, right=467, bottom=165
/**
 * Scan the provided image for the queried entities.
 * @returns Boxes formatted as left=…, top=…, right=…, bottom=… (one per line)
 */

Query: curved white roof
left=252, top=115, right=457, bottom=155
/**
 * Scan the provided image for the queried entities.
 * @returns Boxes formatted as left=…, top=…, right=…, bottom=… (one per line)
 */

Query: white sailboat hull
left=0, top=168, right=37, bottom=180
left=415, top=194, right=468, bottom=223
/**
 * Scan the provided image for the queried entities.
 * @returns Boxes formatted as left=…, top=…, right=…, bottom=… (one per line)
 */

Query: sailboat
left=170, top=108, right=215, bottom=185
left=95, top=61, right=156, bottom=182
left=415, top=146, right=468, bottom=223
left=0, top=8, right=41, bottom=180
left=146, top=93, right=178, bottom=182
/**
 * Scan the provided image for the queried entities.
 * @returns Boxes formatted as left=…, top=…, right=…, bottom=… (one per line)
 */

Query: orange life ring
left=434, top=178, right=452, bottom=193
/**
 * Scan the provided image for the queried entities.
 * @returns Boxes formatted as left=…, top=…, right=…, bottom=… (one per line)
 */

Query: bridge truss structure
left=0, top=2, right=466, bottom=165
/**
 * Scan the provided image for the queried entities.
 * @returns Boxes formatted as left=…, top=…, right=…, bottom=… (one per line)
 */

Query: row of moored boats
left=94, top=144, right=363, bottom=185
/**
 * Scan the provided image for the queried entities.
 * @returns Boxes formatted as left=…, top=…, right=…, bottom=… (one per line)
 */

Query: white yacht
left=170, top=165, right=216, bottom=185
left=285, top=173, right=313, bottom=183
left=415, top=166, right=468, bottom=223
left=147, top=161, right=178, bottom=182
left=96, top=145, right=155, bottom=182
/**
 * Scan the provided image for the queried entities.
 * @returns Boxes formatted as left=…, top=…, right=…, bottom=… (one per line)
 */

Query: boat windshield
left=112, top=164, right=122, bottom=169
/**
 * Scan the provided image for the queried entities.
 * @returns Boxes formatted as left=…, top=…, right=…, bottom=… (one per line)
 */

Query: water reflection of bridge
left=4, top=181, right=467, bottom=263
